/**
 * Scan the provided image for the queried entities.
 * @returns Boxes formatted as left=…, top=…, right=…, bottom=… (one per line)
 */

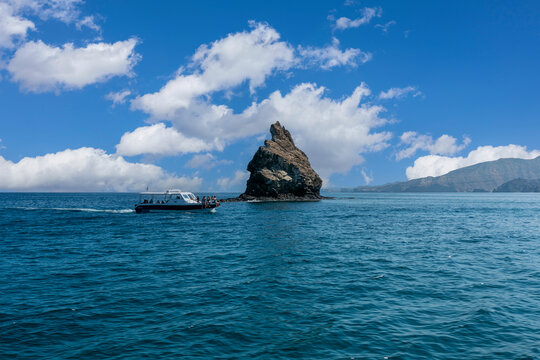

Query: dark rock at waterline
left=227, top=121, right=323, bottom=202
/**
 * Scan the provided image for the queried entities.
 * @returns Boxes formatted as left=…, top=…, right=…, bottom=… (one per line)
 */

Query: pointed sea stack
left=237, top=121, right=323, bottom=201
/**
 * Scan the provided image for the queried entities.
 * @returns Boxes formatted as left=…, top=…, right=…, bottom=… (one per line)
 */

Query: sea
left=0, top=192, right=539, bottom=359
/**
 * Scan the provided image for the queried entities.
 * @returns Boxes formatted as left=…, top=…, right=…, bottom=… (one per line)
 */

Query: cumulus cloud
left=106, top=89, right=131, bottom=106
left=245, top=83, right=391, bottom=178
left=131, top=21, right=296, bottom=119
left=186, top=153, right=232, bottom=169
left=131, top=21, right=375, bottom=120
left=127, top=22, right=391, bottom=180
left=396, top=131, right=471, bottom=160
left=217, top=170, right=249, bottom=190
left=129, top=82, right=391, bottom=178
left=332, top=7, right=382, bottom=31
left=0, top=147, right=202, bottom=192
left=0, top=0, right=100, bottom=47
left=379, top=86, right=421, bottom=100
left=299, top=37, right=371, bottom=70
left=0, top=2, right=35, bottom=48
left=7, top=0, right=99, bottom=29
left=7, top=39, right=139, bottom=92
left=116, top=123, right=219, bottom=157
left=406, top=144, right=540, bottom=179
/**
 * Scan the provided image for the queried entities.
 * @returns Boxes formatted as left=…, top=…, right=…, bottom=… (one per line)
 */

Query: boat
left=134, top=189, right=219, bottom=213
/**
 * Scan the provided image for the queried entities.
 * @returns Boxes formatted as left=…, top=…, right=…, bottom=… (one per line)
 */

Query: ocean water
left=0, top=192, right=539, bottom=359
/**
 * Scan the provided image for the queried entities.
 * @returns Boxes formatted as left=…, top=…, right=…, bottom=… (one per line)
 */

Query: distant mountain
left=493, top=178, right=540, bottom=192
left=354, top=156, right=540, bottom=192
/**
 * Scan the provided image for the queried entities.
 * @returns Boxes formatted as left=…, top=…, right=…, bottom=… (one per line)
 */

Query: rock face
left=238, top=122, right=322, bottom=200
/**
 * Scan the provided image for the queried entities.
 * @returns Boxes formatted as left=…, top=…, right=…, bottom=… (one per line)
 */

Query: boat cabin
left=138, top=189, right=199, bottom=205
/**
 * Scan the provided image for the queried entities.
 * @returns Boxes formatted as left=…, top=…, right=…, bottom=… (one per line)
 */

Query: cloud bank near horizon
left=0, top=147, right=201, bottom=192
left=406, top=144, right=540, bottom=179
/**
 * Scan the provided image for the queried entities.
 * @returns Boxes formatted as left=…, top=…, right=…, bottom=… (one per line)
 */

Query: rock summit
left=237, top=121, right=322, bottom=201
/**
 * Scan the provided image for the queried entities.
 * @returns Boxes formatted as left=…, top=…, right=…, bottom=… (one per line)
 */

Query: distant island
left=343, top=156, right=540, bottom=193
left=493, top=178, right=540, bottom=192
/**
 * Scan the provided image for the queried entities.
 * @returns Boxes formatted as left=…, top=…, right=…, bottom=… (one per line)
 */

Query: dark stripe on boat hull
left=135, top=204, right=218, bottom=213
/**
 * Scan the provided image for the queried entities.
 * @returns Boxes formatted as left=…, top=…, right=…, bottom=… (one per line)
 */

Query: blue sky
left=0, top=0, right=539, bottom=191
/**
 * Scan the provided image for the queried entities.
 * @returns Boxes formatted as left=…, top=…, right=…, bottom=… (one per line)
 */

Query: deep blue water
left=0, top=192, right=539, bottom=359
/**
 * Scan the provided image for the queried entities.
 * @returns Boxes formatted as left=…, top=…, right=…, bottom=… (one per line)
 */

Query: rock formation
left=237, top=121, right=322, bottom=201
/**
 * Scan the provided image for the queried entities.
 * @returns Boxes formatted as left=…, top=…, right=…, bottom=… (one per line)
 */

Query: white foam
left=13, top=207, right=134, bottom=213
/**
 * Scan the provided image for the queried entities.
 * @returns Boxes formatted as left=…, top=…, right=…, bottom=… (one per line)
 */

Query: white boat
left=134, top=189, right=219, bottom=213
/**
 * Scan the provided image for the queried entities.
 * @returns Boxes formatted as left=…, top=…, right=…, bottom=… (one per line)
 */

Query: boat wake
left=11, top=207, right=135, bottom=214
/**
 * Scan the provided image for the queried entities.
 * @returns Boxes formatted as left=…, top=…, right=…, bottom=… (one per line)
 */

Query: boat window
left=188, top=194, right=196, bottom=200
left=182, top=194, right=190, bottom=201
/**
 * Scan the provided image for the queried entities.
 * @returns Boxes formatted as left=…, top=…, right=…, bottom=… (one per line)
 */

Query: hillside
left=493, top=178, right=540, bottom=192
left=354, top=156, right=540, bottom=192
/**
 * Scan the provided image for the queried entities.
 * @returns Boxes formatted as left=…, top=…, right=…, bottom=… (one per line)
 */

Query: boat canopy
left=138, top=189, right=198, bottom=204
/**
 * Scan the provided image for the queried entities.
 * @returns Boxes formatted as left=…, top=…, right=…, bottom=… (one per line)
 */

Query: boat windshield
left=188, top=193, right=197, bottom=200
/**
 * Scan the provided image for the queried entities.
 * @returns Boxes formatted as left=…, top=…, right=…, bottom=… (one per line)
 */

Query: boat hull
left=135, top=203, right=219, bottom=213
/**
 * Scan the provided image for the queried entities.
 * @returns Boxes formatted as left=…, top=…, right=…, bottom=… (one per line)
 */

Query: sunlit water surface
left=0, top=193, right=539, bottom=359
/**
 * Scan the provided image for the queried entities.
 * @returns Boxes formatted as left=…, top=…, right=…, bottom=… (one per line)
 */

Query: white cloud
left=396, top=131, right=471, bottom=160
left=0, top=2, right=35, bottom=48
left=0, top=147, right=202, bottom=192
left=186, top=153, right=231, bottom=169
left=131, top=21, right=296, bottom=119
left=375, top=20, right=396, bottom=33
left=116, top=123, right=220, bottom=157
left=130, top=82, right=391, bottom=179
left=379, top=86, right=421, bottom=100
left=76, top=15, right=100, bottom=32
left=299, top=37, right=371, bottom=70
left=106, top=89, right=131, bottom=106
left=0, top=0, right=101, bottom=43
left=8, top=0, right=97, bottom=28
left=332, top=7, right=382, bottom=31
left=7, top=38, right=140, bottom=92
left=406, top=144, right=540, bottom=179
left=242, top=83, right=391, bottom=178
left=128, top=22, right=391, bottom=179
left=217, top=170, right=248, bottom=190
left=361, top=168, right=373, bottom=185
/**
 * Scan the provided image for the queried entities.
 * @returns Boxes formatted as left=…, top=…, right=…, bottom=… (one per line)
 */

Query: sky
left=0, top=0, right=539, bottom=192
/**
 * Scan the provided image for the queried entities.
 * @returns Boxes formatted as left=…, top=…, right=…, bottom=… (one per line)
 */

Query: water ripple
left=0, top=192, right=539, bottom=359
